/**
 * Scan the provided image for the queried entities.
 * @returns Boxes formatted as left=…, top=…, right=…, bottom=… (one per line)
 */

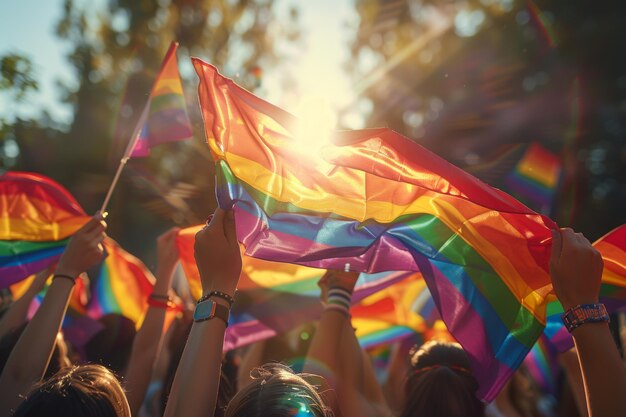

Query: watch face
left=194, top=299, right=216, bottom=321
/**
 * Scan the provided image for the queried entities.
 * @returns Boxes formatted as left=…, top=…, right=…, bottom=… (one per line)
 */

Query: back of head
left=225, top=363, right=331, bottom=417
left=401, top=341, right=484, bottom=417
left=13, top=364, right=130, bottom=417
left=85, top=314, right=136, bottom=374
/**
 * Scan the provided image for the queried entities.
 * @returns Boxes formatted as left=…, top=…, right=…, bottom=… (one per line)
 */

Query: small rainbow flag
left=193, top=60, right=562, bottom=400
left=0, top=172, right=89, bottom=287
left=504, top=142, right=562, bottom=214
left=130, top=42, right=192, bottom=157
left=86, top=237, right=180, bottom=329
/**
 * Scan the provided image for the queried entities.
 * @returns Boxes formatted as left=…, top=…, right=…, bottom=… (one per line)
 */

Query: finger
left=550, top=228, right=563, bottom=263
left=209, top=208, right=226, bottom=233
left=84, top=222, right=107, bottom=242
left=560, top=228, right=577, bottom=252
left=79, top=215, right=105, bottom=234
left=223, top=209, right=237, bottom=245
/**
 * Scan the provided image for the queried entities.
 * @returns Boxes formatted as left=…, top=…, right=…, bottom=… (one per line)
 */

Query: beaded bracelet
left=198, top=290, right=235, bottom=307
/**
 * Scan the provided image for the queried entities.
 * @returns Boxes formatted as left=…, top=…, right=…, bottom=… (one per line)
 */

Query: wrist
left=559, top=298, right=599, bottom=312
left=53, top=268, right=79, bottom=280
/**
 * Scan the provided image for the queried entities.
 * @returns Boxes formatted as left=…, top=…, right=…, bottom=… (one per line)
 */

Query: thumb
left=223, top=209, right=238, bottom=245
left=550, top=228, right=562, bottom=265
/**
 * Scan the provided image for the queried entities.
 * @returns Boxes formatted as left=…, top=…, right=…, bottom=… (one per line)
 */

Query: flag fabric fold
left=176, top=226, right=413, bottom=351
left=192, top=59, right=563, bottom=400
left=130, top=42, right=193, bottom=157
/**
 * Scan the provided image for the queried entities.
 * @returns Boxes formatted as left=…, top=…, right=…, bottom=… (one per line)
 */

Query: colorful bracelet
left=147, top=294, right=176, bottom=309
left=561, top=303, right=610, bottom=333
left=324, top=287, right=352, bottom=317
left=52, top=274, right=76, bottom=285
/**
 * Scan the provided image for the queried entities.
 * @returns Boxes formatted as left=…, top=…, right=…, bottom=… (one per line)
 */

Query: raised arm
left=0, top=268, right=50, bottom=339
left=164, top=209, right=241, bottom=417
left=550, top=228, right=626, bottom=417
left=0, top=214, right=106, bottom=417
left=124, top=227, right=180, bottom=415
left=304, top=271, right=390, bottom=417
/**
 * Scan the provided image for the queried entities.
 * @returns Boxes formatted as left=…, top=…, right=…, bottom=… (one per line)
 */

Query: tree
left=347, top=0, right=626, bottom=237
left=6, top=0, right=300, bottom=259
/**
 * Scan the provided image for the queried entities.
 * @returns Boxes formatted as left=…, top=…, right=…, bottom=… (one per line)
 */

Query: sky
left=0, top=0, right=359, bottom=128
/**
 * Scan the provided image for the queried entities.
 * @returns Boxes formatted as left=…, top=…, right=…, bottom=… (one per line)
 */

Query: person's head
left=225, top=363, right=331, bottom=417
left=12, top=364, right=130, bottom=417
left=401, top=341, right=484, bottom=417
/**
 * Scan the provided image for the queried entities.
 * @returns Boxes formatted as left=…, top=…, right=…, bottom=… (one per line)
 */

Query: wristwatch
left=193, top=298, right=230, bottom=326
left=561, top=303, right=609, bottom=333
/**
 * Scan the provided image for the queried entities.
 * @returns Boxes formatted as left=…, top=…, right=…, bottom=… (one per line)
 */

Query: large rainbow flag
left=0, top=172, right=89, bottom=287
left=176, top=226, right=412, bottom=351
left=130, top=42, right=193, bottom=157
left=192, top=60, right=561, bottom=400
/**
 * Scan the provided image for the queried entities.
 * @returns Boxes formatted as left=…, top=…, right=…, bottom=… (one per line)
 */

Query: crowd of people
left=0, top=207, right=624, bottom=417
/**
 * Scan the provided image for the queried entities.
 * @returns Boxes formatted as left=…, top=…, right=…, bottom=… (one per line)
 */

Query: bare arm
left=237, top=340, right=266, bottom=390
left=0, top=215, right=106, bottom=417
left=0, top=269, right=50, bottom=339
left=124, top=227, right=180, bottom=415
left=559, top=348, right=589, bottom=417
left=550, top=228, right=626, bottom=417
left=304, top=271, right=390, bottom=417
left=164, top=209, right=241, bottom=417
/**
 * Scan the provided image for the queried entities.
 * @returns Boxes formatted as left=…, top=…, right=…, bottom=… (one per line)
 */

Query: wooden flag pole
left=99, top=104, right=148, bottom=213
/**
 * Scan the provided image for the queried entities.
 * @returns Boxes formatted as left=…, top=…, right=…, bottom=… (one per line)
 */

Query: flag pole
left=99, top=104, right=148, bottom=213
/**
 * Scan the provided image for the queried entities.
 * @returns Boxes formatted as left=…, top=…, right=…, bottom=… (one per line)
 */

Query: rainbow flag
left=176, top=226, right=412, bottom=351
left=0, top=172, right=89, bottom=287
left=86, top=237, right=180, bottom=329
left=504, top=142, right=562, bottom=214
left=193, top=60, right=562, bottom=400
left=352, top=274, right=456, bottom=349
left=130, top=42, right=192, bottom=157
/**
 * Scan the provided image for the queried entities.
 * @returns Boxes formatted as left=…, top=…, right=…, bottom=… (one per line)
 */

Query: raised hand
left=194, top=208, right=242, bottom=296
left=54, top=214, right=107, bottom=279
left=550, top=228, right=603, bottom=310
left=154, top=227, right=181, bottom=296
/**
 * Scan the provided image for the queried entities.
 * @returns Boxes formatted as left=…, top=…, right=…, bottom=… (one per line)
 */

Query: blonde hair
left=13, top=364, right=130, bottom=417
left=225, top=363, right=332, bottom=417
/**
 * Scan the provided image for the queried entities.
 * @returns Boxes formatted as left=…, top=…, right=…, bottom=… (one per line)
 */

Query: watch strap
left=561, top=303, right=609, bottom=333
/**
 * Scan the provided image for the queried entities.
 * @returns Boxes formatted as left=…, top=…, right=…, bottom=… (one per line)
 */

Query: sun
left=292, top=95, right=336, bottom=152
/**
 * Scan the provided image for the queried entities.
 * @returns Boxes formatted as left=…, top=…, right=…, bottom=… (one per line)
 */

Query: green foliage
left=348, top=0, right=626, bottom=236
left=0, top=53, right=38, bottom=101
left=9, top=0, right=300, bottom=259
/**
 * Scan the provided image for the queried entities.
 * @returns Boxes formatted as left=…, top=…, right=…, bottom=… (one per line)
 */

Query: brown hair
left=225, top=363, right=331, bottom=417
left=400, top=341, right=484, bottom=417
left=12, top=364, right=130, bottom=417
